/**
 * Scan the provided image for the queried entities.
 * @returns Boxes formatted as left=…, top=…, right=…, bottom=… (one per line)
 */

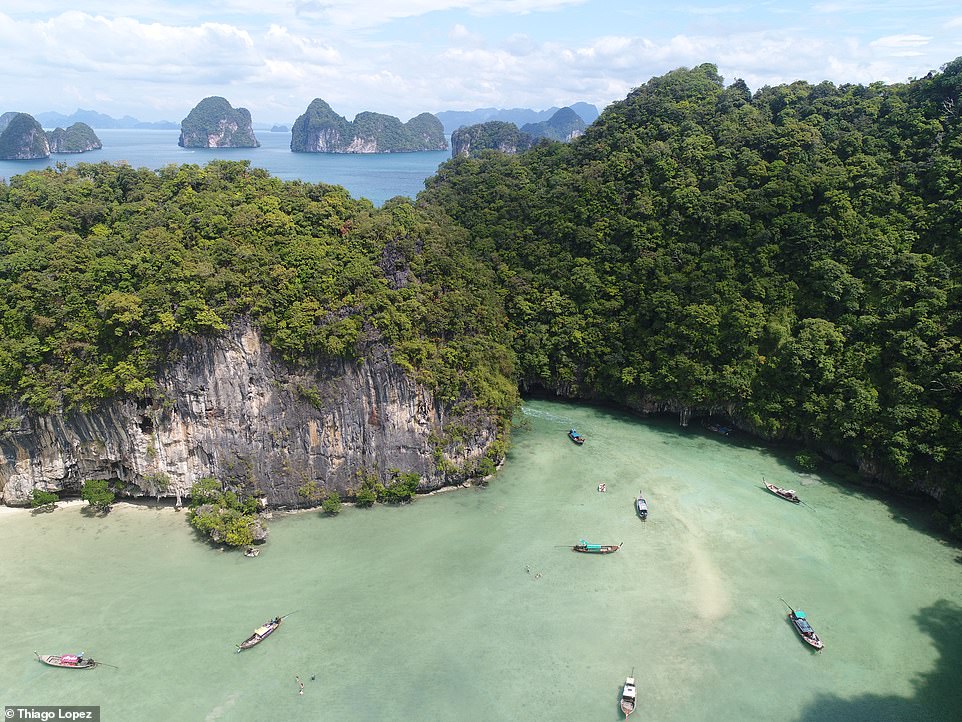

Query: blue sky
left=1, top=1, right=961, bottom=124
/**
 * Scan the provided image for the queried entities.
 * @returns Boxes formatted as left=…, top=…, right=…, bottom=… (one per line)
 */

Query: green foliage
left=186, top=477, right=263, bottom=547
left=422, top=59, right=962, bottom=535
left=353, top=469, right=382, bottom=507
left=0, top=161, right=517, bottom=427
left=297, top=480, right=325, bottom=503
left=81, top=479, right=115, bottom=511
left=321, top=492, right=342, bottom=515
left=30, top=488, right=59, bottom=510
left=794, top=452, right=820, bottom=472
left=381, top=469, right=420, bottom=503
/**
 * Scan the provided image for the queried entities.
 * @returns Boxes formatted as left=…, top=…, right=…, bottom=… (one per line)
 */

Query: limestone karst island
left=290, top=98, right=447, bottom=153
left=0, top=112, right=101, bottom=159
left=3, top=59, right=962, bottom=722
left=179, top=96, right=260, bottom=148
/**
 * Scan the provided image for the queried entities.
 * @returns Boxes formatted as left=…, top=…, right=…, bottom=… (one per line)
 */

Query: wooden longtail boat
left=236, top=617, right=282, bottom=651
left=781, top=598, right=824, bottom=650
left=573, top=539, right=622, bottom=554
left=34, top=652, right=97, bottom=669
left=568, top=429, right=585, bottom=445
left=764, top=480, right=801, bottom=504
left=620, top=673, right=637, bottom=717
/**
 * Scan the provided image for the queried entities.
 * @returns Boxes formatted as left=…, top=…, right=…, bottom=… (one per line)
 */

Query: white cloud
left=870, top=34, right=931, bottom=48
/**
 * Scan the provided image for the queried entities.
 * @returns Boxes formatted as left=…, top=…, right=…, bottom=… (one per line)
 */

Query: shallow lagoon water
left=2, top=399, right=961, bottom=721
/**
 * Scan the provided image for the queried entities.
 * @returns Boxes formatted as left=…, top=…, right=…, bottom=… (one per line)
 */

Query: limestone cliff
left=179, top=97, right=260, bottom=148
left=0, top=112, right=50, bottom=160
left=291, top=99, right=447, bottom=153
left=0, top=321, right=497, bottom=508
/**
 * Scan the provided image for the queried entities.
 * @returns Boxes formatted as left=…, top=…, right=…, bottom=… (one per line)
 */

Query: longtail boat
left=635, top=492, right=648, bottom=520
left=236, top=616, right=282, bottom=651
left=34, top=652, right=97, bottom=669
left=764, top=480, right=801, bottom=504
left=568, top=429, right=585, bottom=445
left=781, top=599, right=824, bottom=650
left=573, top=539, right=622, bottom=554
left=620, top=673, right=637, bottom=717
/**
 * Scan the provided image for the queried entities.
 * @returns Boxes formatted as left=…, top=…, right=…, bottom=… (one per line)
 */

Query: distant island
left=290, top=99, right=447, bottom=153
left=451, top=121, right=536, bottom=158
left=179, top=97, right=260, bottom=149
left=270, top=125, right=289, bottom=133
left=0, top=112, right=49, bottom=159
left=1, top=112, right=105, bottom=159
left=46, top=123, right=102, bottom=153
left=451, top=107, right=587, bottom=157
left=436, top=102, right=598, bottom=134
left=35, top=109, right=178, bottom=130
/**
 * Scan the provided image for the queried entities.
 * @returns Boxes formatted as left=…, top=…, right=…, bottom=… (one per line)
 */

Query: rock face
left=0, top=112, right=50, bottom=160
left=0, top=321, right=496, bottom=507
left=290, top=99, right=447, bottom=153
left=46, top=122, right=102, bottom=153
left=179, top=97, right=260, bottom=148
left=450, top=121, right=535, bottom=158
left=521, top=107, right=586, bottom=142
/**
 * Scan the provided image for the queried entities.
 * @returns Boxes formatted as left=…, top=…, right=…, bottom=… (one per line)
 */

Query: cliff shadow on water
left=797, top=600, right=962, bottom=722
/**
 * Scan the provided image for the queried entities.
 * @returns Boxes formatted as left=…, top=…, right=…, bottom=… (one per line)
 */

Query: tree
left=321, top=492, right=342, bottom=515
left=30, top=488, right=59, bottom=511
left=81, top=479, right=115, bottom=512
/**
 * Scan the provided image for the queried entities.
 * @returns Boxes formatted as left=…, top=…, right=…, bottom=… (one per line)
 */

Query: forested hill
left=420, top=61, right=962, bottom=535
left=0, top=161, right=516, bottom=422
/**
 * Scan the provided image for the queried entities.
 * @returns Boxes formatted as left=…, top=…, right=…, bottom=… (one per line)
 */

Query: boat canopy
left=795, top=610, right=806, bottom=619
left=254, top=625, right=271, bottom=636
left=61, top=655, right=78, bottom=664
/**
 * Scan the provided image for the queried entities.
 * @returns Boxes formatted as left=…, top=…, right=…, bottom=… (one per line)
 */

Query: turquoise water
left=0, top=130, right=450, bottom=206
left=2, top=399, right=961, bottom=721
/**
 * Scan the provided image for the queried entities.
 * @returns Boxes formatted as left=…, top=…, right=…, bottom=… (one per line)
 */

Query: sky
left=2, top=1, right=961, bottom=125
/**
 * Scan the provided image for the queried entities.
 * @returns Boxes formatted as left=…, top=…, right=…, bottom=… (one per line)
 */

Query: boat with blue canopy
left=573, top=539, right=621, bottom=554
left=568, top=429, right=585, bottom=445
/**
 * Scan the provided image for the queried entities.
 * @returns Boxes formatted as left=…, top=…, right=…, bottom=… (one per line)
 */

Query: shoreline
left=0, top=478, right=485, bottom=519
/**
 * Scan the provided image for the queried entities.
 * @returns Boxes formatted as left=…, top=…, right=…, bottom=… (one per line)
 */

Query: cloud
left=870, top=34, right=931, bottom=48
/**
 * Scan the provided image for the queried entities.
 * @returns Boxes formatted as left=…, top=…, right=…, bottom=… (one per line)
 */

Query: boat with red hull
left=573, top=539, right=622, bottom=554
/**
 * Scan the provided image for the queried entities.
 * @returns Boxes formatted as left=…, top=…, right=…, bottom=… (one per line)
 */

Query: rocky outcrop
left=179, top=97, right=260, bottom=148
left=0, top=321, right=496, bottom=507
left=291, top=99, right=447, bottom=153
left=46, top=122, right=102, bottom=153
left=450, top=121, right=535, bottom=158
left=0, top=112, right=50, bottom=160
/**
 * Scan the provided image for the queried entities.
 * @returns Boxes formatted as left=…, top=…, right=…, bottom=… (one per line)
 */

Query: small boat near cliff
left=34, top=652, right=97, bottom=669
left=764, top=480, right=801, bottom=504
left=573, top=539, right=622, bottom=554
left=620, top=673, right=637, bottom=717
left=237, top=616, right=282, bottom=651
left=635, top=493, right=648, bottom=520
left=568, top=429, right=586, bottom=445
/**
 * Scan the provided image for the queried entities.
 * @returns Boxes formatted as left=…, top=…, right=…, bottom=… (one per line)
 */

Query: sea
left=0, top=129, right=452, bottom=207
left=2, top=399, right=960, bottom=721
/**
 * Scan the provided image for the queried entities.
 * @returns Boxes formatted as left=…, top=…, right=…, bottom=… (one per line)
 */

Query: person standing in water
left=296, top=675, right=304, bottom=695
